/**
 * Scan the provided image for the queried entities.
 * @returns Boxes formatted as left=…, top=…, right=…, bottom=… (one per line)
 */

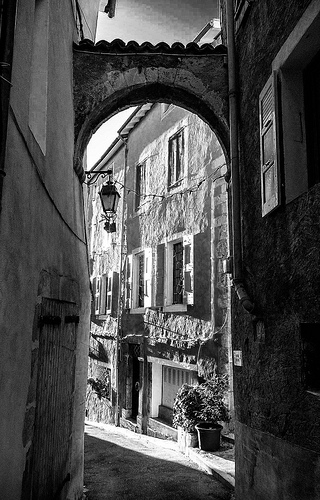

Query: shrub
left=172, top=374, right=229, bottom=432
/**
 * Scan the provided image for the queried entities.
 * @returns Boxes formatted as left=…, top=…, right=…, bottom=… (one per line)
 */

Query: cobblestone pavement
left=84, top=423, right=234, bottom=500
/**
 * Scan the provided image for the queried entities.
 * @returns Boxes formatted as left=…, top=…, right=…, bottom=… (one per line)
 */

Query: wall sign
left=233, top=350, right=243, bottom=366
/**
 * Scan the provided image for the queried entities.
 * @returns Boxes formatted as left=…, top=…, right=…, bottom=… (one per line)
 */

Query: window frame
left=168, top=128, right=185, bottom=189
left=135, top=160, right=147, bottom=211
left=128, top=248, right=153, bottom=313
left=163, top=235, right=194, bottom=312
left=271, top=3, right=320, bottom=204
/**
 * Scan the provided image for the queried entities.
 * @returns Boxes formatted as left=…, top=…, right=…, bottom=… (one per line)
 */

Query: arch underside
left=73, top=39, right=230, bottom=181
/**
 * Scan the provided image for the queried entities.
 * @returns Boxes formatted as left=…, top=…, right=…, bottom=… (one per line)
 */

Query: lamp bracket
left=85, top=169, right=113, bottom=182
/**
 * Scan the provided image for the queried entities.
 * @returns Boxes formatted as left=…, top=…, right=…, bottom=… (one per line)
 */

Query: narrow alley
left=84, top=423, right=233, bottom=500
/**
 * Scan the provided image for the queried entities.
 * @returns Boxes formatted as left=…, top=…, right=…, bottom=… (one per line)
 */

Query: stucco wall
left=0, top=2, right=90, bottom=498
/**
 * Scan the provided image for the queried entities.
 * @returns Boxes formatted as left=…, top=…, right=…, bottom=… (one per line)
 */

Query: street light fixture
left=98, top=171, right=120, bottom=233
left=99, top=177, right=120, bottom=215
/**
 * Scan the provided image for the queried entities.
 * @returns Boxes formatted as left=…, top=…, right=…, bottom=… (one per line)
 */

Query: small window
left=135, top=161, right=146, bottom=210
left=168, top=129, right=184, bottom=188
left=127, top=249, right=152, bottom=311
left=162, top=235, right=194, bottom=311
left=172, top=242, right=183, bottom=304
left=137, top=253, right=145, bottom=307
left=93, top=273, right=118, bottom=317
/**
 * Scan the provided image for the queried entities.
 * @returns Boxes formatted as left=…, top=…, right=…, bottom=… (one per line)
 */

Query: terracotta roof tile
left=74, top=38, right=227, bottom=55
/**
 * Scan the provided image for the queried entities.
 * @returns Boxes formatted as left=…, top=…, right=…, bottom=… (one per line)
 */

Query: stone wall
left=231, top=0, right=320, bottom=498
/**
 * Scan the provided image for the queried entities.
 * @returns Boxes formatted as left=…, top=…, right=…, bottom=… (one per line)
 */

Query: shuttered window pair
left=125, top=236, right=194, bottom=310
left=93, top=272, right=119, bottom=317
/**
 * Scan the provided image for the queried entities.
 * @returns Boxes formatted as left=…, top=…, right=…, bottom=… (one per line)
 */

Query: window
left=168, top=129, right=184, bottom=187
left=155, top=235, right=194, bottom=311
left=126, top=249, right=152, bottom=311
left=93, top=272, right=119, bottom=317
left=135, top=161, right=146, bottom=210
left=270, top=4, right=320, bottom=204
left=172, top=242, right=183, bottom=304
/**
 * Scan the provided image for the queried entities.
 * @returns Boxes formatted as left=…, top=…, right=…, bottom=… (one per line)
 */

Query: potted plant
left=195, top=374, right=229, bottom=451
left=173, top=374, right=229, bottom=452
left=172, top=383, right=202, bottom=448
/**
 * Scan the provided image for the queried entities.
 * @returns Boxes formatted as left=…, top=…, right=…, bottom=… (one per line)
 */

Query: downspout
left=115, top=134, right=128, bottom=426
left=225, top=0, right=255, bottom=314
left=0, top=0, right=18, bottom=213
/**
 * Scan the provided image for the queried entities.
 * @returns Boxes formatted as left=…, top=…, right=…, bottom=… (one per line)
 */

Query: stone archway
left=73, top=39, right=229, bottom=181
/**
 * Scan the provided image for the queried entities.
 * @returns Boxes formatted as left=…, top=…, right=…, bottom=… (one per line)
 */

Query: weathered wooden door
left=27, top=298, right=78, bottom=499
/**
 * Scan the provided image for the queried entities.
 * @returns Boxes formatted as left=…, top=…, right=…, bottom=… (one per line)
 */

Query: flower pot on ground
left=172, top=374, right=229, bottom=452
left=195, top=422, right=223, bottom=452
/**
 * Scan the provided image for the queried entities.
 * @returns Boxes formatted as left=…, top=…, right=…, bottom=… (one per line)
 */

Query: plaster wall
left=0, top=1, right=91, bottom=498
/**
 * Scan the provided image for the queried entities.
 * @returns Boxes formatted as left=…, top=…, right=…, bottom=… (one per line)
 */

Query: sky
left=96, top=0, right=219, bottom=45
left=87, top=1, right=220, bottom=168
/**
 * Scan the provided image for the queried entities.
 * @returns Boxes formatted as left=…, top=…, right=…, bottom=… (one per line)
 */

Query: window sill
left=163, top=304, right=188, bottom=313
left=168, top=179, right=184, bottom=191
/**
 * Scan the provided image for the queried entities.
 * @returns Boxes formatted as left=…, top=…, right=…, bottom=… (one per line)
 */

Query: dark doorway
left=130, top=344, right=141, bottom=420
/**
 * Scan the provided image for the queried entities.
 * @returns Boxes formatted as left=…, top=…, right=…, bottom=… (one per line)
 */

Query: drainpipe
left=0, top=0, right=18, bottom=213
left=115, top=134, right=128, bottom=426
left=225, top=0, right=255, bottom=314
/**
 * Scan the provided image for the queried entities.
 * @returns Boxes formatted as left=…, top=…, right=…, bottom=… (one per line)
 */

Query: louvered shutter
left=95, top=276, right=101, bottom=315
left=99, top=274, right=107, bottom=315
left=183, top=235, right=194, bottom=305
left=106, top=271, right=119, bottom=317
left=156, top=244, right=165, bottom=307
left=144, top=248, right=152, bottom=308
left=125, top=255, right=132, bottom=309
left=259, top=73, right=281, bottom=216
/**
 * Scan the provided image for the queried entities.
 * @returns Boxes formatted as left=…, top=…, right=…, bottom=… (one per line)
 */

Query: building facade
left=0, top=1, right=99, bottom=498
left=85, top=103, right=232, bottom=438
left=223, top=0, right=320, bottom=498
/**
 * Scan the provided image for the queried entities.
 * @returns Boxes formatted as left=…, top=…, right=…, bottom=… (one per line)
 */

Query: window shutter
left=99, top=274, right=107, bottom=315
left=95, top=276, right=101, bottom=315
left=156, top=244, right=165, bottom=307
left=125, top=255, right=132, bottom=309
left=177, top=131, right=184, bottom=181
left=144, top=248, right=152, bottom=308
left=259, top=72, right=281, bottom=216
left=106, top=271, right=119, bottom=317
left=183, top=235, right=194, bottom=305
left=168, top=139, right=174, bottom=186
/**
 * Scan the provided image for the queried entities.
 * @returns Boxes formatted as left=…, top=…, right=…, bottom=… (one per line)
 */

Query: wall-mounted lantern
left=99, top=179, right=120, bottom=216
left=85, top=168, right=120, bottom=233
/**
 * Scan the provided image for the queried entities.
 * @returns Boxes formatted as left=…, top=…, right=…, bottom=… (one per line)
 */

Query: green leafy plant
left=87, top=377, right=110, bottom=400
left=172, top=374, right=229, bottom=432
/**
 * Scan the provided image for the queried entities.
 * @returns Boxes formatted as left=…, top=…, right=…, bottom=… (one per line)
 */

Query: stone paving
left=84, top=422, right=234, bottom=500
